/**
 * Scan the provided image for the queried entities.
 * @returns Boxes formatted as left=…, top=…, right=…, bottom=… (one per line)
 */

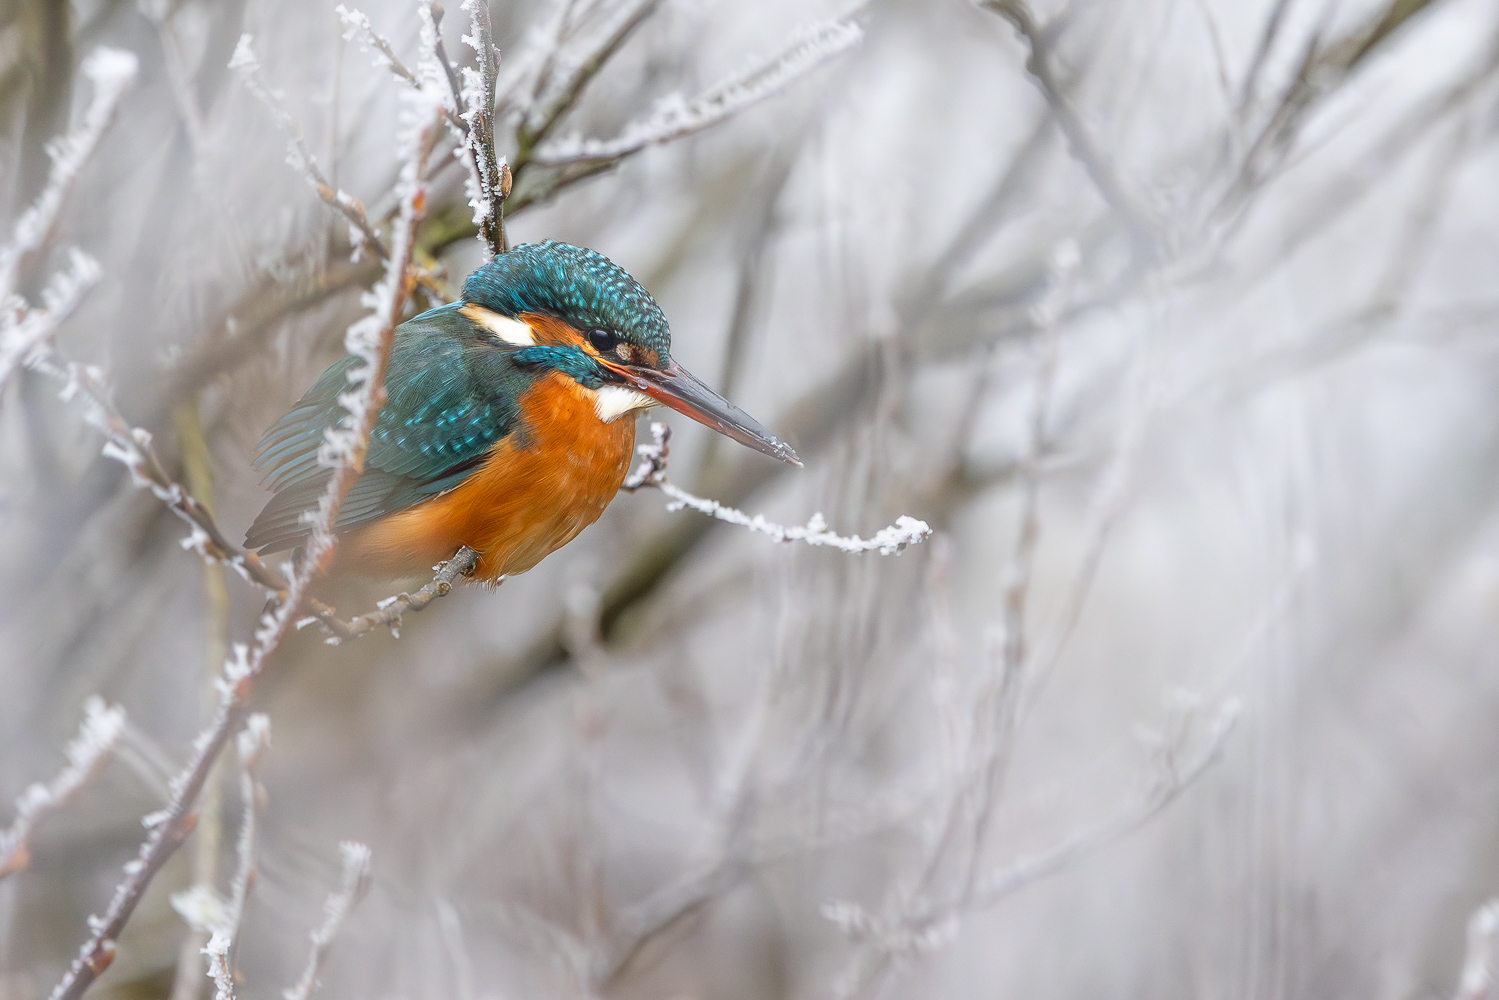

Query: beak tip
left=770, top=439, right=801, bottom=466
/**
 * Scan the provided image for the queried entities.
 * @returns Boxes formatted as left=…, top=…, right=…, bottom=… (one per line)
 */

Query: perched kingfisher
left=245, top=240, right=799, bottom=582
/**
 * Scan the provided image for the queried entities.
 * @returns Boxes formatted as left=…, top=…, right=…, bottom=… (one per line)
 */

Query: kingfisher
left=245, top=240, right=799, bottom=582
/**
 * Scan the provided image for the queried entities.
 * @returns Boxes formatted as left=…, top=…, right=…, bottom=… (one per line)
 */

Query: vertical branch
left=45, top=80, right=444, bottom=1000
left=198, top=715, right=270, bottom=1000
left=959, top=240, right=1077, bottom=897
left=281, top=842, right=374, bottom=1000
left=458, top=0, right=509, bottom=255
left=168, top=400, right=231, bottom=1000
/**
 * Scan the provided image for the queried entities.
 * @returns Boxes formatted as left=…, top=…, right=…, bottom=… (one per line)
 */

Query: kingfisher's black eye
left=588, top=329, right=617, bottom=354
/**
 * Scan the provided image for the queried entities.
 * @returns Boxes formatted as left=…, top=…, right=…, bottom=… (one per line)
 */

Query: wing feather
left=245, top=303, right=531, bottom=554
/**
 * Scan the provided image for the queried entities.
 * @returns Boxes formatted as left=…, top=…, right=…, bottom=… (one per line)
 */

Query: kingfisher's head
left=459, top=240, right=799, bottom=465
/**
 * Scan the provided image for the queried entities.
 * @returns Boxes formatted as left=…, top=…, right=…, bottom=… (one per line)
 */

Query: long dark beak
left=605, top=357, right=801, bottom=465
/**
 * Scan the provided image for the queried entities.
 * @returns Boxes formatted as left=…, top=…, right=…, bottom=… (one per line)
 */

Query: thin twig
left=458, top=0, right=509, bottom=255
left=979, top=1, right=1156, bottom=253
left=302, top=545, right=480, bottom=642
left=229, top=35, right=390, bottom=263
left=623, top=423, right=931, bottom=555
left=0, top=698, right=126, bottom=880
left=337, top=3, right=469, bottom=135
left=0, top=48, right=136, bottom=398
left=45, top=78, right=443, bottom=1000
left=0, top=48, right=136, bottom=304
left=824, top=698, right=1239, bottom=957
left=182, top=714, right=269, bottom=1000
left=282, top=842, right=374, bottom=1000
left=531, top=16, right=861, bottom=167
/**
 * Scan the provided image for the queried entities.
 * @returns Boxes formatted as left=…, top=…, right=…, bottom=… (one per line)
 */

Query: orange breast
left=342, top=372, right=636, bottom=582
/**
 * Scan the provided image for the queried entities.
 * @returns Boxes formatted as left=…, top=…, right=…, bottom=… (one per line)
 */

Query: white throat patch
left=460, top=303, right=535, bottom=346
left=594, top=385, right=655, bottom=423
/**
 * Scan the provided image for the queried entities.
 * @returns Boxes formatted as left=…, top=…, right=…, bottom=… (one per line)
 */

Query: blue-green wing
left=245, top=303, right=529, bottom=553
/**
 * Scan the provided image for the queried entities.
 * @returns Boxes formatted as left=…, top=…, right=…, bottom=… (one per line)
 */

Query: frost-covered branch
left=458, top=0, right=510, bottom=255
left=282, top=842, right=373, bottom=1000
left=30, top=359, right=289, bottom=593
left=532, top=17, right=861, bottom=167
left=338, top=3, right=469, bottom=139
left=0, top=47, right=135, bottom=398
left=517, top=0, right=658, bottom=146
left=0, top=698, right=126, bottom=881
left=337, top=4, right=418, bottom=87
left=0, top=48, right=136, bottom=305
left=302, top=91, right=443, bottom=573
left=623, top=423, right=931, bottom=555
left=171, top=715, right=270, bottom=1000
left=230, top=35, right=389, bottom=263
left=0, top=249, right=101, bottom=394
left=827, top=696, right=1238, bottom=999
left=46, top=73, right=443, bottom=1000
left=301, top=545, right=480, bottom=643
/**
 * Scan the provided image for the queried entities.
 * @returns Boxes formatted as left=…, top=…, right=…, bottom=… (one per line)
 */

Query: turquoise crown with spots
left=461, top=240, right=672, bottom=361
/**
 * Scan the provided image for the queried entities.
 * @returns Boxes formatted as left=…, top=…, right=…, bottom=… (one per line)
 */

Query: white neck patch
left=460, top=303, right=535, bottom=346
left=594, top=385, right=655, bottom=423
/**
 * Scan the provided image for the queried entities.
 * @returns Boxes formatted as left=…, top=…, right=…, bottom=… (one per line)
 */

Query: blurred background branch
left=4, top=0, right=1499, bottom=998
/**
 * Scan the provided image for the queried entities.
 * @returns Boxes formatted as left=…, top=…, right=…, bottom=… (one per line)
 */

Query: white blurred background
left=4, top=0, right=1499, bottom=997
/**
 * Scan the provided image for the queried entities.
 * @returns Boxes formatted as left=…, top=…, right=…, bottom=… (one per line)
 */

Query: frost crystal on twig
left=48, top=49, right=442, bottom=1000
left=230, top=35, right=389, bottom=262
left=534, top=17, right=862, bottom=166
left=0, top=47, right=136, bottom=305
left=0, top=249, right=101, bottom=392
left=0, top=46, right=135, bottom=398
left=282, top=842, right=373, bottom=1000
left=336, top=5, right=418, bottom=87
left=0, top=698, right=126, bottom=880
left=623, top=422, right=931, bottom=555
left=188, top=713, right=270, bottom=1000
left=456, top=0, right=508, bottom=254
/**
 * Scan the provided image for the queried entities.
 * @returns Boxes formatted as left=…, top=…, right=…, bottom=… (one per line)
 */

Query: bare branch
left=174, top=715, right=269, bottom=1000
left=336, top=4, right=418, bottom=87
left=532, top=17, right=861, bottom=167
left=459, top=0, right=509, bottom=255
left=302, top=545, right=480, bottom=642
left=282, top=842, right=373, bottom=1000
left=35, top=359, right=288, bottom=593
left=518, top=0, right=660, bottom=152
left=45, top=75, right=444, bottom=1000
left=623, top=423, right=931, bottom=555
left=978, top=1, right=1157, bottom=253
left=827, top=697, right=1239, bottom=998
left=0, top=248, right=100, bottom=392
left=339, top=3, right=469, bottom=137
left=229, top=35, right=389, bottom=263
left=0, top=48, right=136, bottom=304
left=0, top=698, right=126, bottom=880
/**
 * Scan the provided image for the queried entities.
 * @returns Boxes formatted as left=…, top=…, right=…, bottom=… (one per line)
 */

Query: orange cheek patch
left=519, top=312, right=587, bottom=349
